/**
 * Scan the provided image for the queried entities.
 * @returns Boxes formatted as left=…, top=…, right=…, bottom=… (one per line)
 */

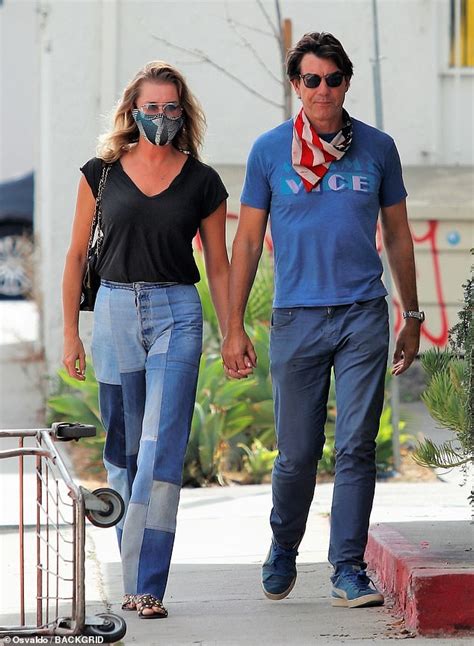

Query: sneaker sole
left=331, top=590, right=384, bottom=608
left=262, top=576, right=296, bottom=601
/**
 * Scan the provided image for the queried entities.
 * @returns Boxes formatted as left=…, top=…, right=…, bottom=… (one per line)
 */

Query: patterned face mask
left=132, top=109, right=184, bottom=146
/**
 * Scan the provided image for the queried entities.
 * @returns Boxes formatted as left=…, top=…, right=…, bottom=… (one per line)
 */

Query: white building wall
left=0, top=0, right=37, bottom=179
left=36, top=1, right=103, bottom=368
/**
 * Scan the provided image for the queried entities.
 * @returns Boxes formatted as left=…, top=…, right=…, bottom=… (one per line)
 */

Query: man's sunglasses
left=299, top=72, right=345, bottom=89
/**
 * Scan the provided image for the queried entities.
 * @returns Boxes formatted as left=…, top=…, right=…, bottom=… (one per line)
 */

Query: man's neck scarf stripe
left=291, top=108, right=353, bottom=192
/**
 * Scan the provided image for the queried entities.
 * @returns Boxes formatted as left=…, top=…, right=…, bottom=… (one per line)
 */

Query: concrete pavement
left=0, top=301, right=45, bottom=429
left=82, top=478, right=472, bottom=645
left=1, top=478, right=472, bottom=645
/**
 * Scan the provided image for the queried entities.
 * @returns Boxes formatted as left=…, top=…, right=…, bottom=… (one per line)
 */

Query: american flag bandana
left=291, top=108, right=353, bottom=192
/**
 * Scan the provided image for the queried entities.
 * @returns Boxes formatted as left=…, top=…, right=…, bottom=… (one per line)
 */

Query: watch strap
left=403, top=310, right=425, bottom=322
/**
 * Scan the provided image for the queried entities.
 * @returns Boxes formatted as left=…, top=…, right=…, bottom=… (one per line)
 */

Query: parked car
left=0, top=172, right=34, bottom=298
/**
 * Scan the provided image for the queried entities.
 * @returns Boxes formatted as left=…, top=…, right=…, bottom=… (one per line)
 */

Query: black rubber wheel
left=53, top=422, right=96, bottom=441
left=84, top=613, right=127, bottom=642
left=0, top=223, right=33, bottom=299
left=85, top=487, right=125, bottom=528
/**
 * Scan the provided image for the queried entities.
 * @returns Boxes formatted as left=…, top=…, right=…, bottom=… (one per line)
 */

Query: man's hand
left=221, top=327, right=257, bottom=379
left=392, top=320, right=421, bottom=376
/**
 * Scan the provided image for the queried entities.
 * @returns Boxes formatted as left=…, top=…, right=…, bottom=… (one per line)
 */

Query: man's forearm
left=381, top=201, right=420, bottom=312
left=384, top=235, right=419, bottom=311
left=227, top=237, right=263, bottom=330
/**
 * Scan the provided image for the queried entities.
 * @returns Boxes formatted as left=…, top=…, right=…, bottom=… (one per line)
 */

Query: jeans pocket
left=271, top=308, right=294, bottom=329
left=353, top=297, right=387, bottom=311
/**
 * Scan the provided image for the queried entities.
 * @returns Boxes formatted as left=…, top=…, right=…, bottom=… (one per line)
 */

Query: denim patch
left=131, top=439, right=156, bottom=504
left=145, top=480, right=181, bottom=532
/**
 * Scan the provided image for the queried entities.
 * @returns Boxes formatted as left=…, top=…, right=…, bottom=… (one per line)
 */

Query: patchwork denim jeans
left=269, top=297, right=389, bottom=574
left=91, top=281, right=202, bottom=599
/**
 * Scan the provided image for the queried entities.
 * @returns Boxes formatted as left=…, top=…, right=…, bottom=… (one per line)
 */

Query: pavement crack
left=86, top=532, right=111, bottom=612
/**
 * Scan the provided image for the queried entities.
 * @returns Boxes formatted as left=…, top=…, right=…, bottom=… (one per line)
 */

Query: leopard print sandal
left=121, top=594, right=137, bottom=611
left=135, top=593, right=168, bottom=619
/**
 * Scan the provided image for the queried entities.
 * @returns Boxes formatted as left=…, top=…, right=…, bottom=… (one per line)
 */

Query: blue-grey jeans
left=91, top=281, right=202, bottom=599
left=269, top=297, right=389, bottom=574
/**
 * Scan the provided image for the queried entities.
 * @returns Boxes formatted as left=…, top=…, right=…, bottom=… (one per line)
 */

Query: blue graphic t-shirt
left=241, top=117, right=407, bottom=307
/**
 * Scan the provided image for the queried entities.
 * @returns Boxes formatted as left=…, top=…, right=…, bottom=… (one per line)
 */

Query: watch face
left=403, top=311, right=425, bottom=322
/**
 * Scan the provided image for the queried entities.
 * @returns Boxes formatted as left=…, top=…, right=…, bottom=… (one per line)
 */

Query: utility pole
left=275, top=0, right=292, bottom=120
left=371, top=0, right=401, bottom=472
left=371, top=0, right=384, bottom=130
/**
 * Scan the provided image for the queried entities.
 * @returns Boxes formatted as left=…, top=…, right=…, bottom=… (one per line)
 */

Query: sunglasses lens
left=303, top=74, right=321, bottom=88
left=163, top=103, right=183, bottom=120
left=301, top=72, right=344, bottom=88
left=326, top=73, right=344, bottom=87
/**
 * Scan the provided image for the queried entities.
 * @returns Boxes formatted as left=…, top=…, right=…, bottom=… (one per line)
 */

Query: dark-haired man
left=222, top=32, right=424, bottom=608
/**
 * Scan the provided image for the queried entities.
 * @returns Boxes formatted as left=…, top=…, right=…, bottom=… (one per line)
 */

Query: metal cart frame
left=0, top=423, right=126, bottom=642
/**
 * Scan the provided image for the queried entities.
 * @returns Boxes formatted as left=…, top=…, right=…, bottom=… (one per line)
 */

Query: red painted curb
left=366, top=524, right=474, bottom=635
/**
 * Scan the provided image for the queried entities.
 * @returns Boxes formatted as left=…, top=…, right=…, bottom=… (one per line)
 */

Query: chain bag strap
left=79, top=163, right=111, bottom=311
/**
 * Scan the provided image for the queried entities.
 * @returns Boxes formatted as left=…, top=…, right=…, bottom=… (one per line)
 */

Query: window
left=450, top=0, right=474, bottom=66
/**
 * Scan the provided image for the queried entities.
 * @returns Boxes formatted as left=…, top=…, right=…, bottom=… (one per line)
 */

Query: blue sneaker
left=331, top=567, right=384, bottom=608
left=262, top=538, right=298, bottom=600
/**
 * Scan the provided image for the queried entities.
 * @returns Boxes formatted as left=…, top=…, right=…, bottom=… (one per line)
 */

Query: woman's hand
left=63, top=335, right=86, bottom=381
left=221, top=326, right=256, bottom=379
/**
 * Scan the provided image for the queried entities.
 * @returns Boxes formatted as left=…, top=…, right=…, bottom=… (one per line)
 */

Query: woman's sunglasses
left=134, top=102, right=183, bottom=120
left=299, top=72, right=345, bottom=89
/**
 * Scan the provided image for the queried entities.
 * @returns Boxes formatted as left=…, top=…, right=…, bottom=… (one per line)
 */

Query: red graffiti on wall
left=377, top=219, right=449, bottom=346
left=195, top=214, right=450, bottom=347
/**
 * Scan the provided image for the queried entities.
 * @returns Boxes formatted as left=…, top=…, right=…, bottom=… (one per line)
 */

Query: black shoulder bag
left=80, top=163, right=111, bottom=311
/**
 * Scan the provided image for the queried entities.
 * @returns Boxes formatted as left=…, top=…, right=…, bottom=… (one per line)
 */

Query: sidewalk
left=82, top=396, right=473, bottom=644
left=83, top=476, right=472, bottom=646
left=0, top=301, right=44, bottom=430
left=1, top=478, right=471, bottom=645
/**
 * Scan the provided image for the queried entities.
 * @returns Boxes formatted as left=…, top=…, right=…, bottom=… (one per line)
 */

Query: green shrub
left=47, top=363, right=106, bottom=467
left=413, top=268, right=473, bottom=473
left=413, top=351, right=472, bottom=469
left=375, top=406, right=409, bottom=472
left=238, top=439, right=278, bottom=484
left=184, top=354, right=261, bottom=485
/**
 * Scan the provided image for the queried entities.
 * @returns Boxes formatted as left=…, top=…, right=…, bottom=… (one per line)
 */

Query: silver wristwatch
left=403, top=310, right=425, bottom=323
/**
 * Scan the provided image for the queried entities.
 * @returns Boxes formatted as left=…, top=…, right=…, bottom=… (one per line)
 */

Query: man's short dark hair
left=286, top=32, right=354, bottom=80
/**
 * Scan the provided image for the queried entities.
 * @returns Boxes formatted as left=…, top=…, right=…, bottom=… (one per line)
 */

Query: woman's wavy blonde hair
left=97, top=61, right=206, bottom=162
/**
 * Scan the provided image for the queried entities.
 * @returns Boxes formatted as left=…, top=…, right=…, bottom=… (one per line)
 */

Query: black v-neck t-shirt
left=80, top=155, right=228, bottom=284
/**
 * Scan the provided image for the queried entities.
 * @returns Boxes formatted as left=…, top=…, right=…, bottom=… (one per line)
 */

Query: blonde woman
left=62, top=62, right=229, bottom=618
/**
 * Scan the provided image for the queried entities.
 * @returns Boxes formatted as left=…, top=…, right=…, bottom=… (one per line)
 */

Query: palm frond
left=421, top=368, right=468, bottom=434
left=420, top=348, right=454, bottom=380
left=412, top=438, right=473, bottom=469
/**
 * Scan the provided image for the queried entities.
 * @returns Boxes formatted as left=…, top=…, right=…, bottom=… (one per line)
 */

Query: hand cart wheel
left=84, top=613, right=127, bottom=642
left=85, top=487, right=125, bottom=528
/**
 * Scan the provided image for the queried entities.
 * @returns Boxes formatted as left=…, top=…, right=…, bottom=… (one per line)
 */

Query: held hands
left=392, top=320, right=421, bottom=376
left=63, top=335, right=86, bottom=381
left=221, top=327, right=257, bottom=379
